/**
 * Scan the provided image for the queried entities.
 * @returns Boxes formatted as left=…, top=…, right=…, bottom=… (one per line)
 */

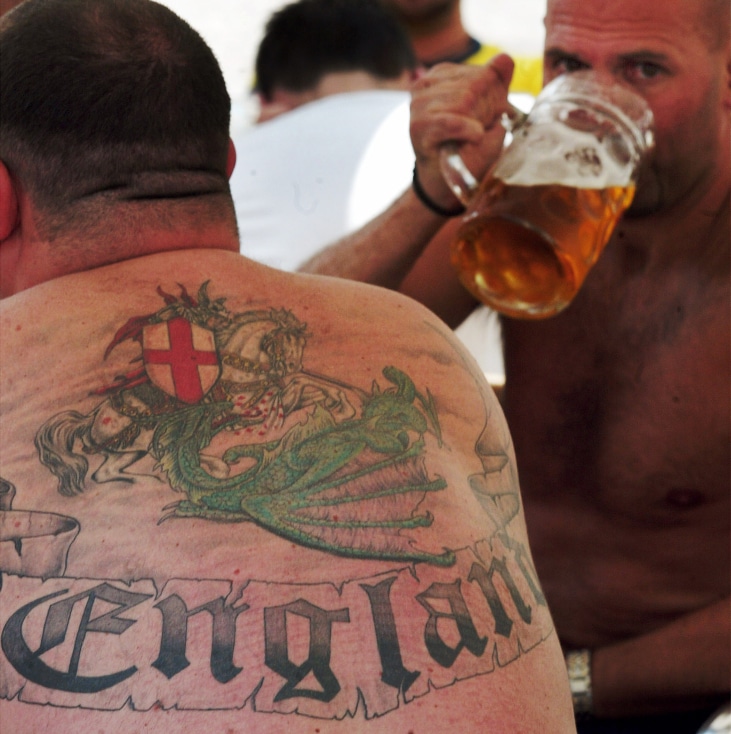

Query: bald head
left=701, top=0, right=731, bottom=50
left=545, top=0, right=729, bottom=50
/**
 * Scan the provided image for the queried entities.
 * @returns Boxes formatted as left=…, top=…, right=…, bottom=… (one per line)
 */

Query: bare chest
left=501, top=261, right=730, bottom=522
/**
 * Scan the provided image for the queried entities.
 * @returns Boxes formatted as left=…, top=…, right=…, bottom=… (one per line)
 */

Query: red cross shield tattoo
left=142, top=317, right=220, bottom=403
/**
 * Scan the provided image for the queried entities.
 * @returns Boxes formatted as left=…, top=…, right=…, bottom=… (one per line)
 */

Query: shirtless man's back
left=0, top=252, right=572, bottom=733
left=0, top=1, right=573, bottom=731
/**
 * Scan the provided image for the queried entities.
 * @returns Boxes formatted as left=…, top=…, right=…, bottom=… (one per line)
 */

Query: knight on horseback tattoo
left=35, top=282, right=455, bottom=566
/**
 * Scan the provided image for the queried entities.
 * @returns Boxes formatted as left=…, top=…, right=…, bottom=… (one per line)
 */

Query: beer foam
left=496, top=126, right=634, bottom=188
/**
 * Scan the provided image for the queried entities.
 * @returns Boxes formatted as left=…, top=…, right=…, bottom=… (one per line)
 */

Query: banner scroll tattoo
left=0, top=478, right=79, bottom=580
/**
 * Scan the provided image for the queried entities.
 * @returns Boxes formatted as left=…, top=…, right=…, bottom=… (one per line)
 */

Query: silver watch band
left=565, top=648, right=593, bottom=715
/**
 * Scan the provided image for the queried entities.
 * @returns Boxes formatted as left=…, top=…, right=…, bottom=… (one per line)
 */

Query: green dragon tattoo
left=35, top=283, right=455, bottom=566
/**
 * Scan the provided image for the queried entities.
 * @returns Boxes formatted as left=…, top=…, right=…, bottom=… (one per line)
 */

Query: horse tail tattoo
left=35, top=410, right=95, bottom=497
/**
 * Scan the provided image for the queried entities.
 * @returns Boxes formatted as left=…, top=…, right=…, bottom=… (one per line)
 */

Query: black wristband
left=412, top=165, right=465, bottom=217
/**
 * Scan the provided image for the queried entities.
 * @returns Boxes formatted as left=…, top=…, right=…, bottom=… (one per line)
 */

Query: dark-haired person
left=381, top=0, right=543, bottom=95
left=254, top=0, right=420, bottom=123
left=231, top=0, right=420, bottom=272
left=0, top=1, right=573, bottom=732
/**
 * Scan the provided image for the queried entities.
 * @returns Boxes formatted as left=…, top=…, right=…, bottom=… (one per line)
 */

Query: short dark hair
left=0, top=0, right=231, bottom=213
left=255, top=0, right=417, bottom=100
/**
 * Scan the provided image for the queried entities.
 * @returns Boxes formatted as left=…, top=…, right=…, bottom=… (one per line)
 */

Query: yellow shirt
left=433, top=38, right=543, bottom=97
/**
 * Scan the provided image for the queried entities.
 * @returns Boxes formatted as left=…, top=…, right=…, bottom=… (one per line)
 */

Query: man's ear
left=255, top=89, right=308, bottom=123
left=256, top=98, right=291, bottom=123
left=226, top=138, right=237, bottom=179
left=0, top=161, right=19, bottom=240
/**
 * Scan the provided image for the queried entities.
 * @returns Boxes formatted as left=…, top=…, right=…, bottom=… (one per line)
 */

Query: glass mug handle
left=439, top=143, right=479, bottom=207
left=438, top=101, right=529, bottom=207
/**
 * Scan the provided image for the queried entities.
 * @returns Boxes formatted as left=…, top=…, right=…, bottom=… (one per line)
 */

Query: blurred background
left=154, top=0, right=548, bottom=380
left=159, top=0, right=546, bottom=133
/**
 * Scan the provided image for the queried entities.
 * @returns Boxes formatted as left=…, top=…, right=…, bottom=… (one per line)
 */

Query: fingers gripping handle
left=439, top=101, right=528, bottom=207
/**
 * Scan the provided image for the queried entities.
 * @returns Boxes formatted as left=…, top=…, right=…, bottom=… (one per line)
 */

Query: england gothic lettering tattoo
left=0, top=541, right=551, bottom=717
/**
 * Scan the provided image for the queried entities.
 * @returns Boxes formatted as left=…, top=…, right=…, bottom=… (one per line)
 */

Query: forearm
left=399, top=216, right=480, bottom=327
left=588, top=597, right=730, bottom=717
left=298, top=187, right=447, bottom=288
left=299, top=57, right=515, bottom=288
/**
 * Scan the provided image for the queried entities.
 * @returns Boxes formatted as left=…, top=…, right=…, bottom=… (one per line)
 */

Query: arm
left=399, top=215, right=480, bottom=328
left=299, top=56, right=516, bottom=292
left=298, top=186, right=449, bottom=288
left=590, top=597, right=731, bottom=717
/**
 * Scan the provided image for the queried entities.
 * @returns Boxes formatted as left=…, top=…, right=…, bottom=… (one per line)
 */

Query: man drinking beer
left=301, top=0, right=731, bottom=729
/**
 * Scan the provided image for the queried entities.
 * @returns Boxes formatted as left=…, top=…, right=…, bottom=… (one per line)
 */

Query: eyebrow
left=544, top=47, right=672, bottom=64
left=543, top=47, right=585, bottom=65
left=544, top=47, right=573, bottom=60
left=618, top=50, right=671, bottom=63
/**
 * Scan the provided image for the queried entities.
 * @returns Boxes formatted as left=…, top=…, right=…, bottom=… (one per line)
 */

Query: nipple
left=664, top=488, right=705, bottom=509
left=620, top=242, right=648, bottom=276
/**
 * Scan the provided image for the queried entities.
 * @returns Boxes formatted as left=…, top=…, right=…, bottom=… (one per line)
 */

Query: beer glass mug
left=440, top=71, right=655, bottom=319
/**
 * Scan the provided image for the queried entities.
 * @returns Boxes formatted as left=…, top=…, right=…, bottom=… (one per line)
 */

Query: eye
left=624, top=60, right=666, bottom=82
left=550, top=56, right=591, bottom=74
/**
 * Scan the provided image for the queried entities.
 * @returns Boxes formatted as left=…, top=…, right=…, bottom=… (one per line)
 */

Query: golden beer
left=451, top=177, right=635, bottom=319
left=441, top=73, right=654, bottom=318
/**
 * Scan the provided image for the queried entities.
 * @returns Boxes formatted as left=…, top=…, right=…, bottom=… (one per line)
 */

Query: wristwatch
left=565, top=648, right=593, bottom=716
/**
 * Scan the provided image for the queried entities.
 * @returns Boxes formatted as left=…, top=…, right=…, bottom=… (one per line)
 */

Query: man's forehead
left=546, top=0, right=705, bottom=31
left=544, top=0, right=705, bottom=53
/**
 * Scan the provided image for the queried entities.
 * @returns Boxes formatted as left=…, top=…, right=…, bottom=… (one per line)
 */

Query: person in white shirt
left=230, top=0, right=419, bottom=273
left=232, top=89, right=413, bottom=272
